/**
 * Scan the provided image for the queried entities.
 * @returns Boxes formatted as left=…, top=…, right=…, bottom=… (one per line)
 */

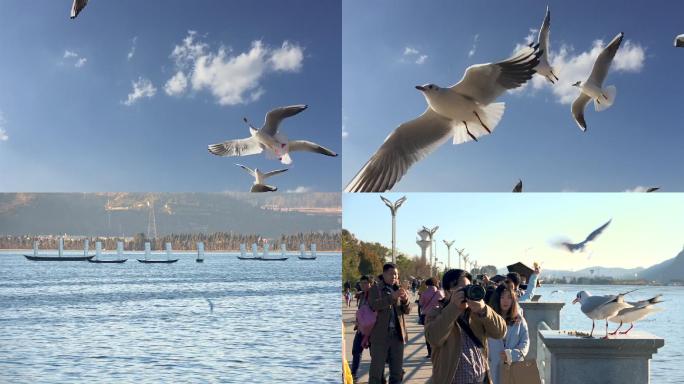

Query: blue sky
left=0, top=0, right=341, bottom=192
left=343, top=0, right=684, bottom=192
left=343, top=193, right=684, bottom=271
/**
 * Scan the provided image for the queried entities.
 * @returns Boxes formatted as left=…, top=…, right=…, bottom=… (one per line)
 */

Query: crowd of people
left=345, top=262, right=542, bottom=384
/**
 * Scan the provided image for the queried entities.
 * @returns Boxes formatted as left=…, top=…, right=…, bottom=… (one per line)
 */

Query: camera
left=460, top=284, right=486, bottom=301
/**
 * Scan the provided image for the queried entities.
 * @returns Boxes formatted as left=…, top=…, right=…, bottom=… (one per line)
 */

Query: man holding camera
left=367, top=263, right=411, bottom=384
left=425, top=269, right=506, bottom=384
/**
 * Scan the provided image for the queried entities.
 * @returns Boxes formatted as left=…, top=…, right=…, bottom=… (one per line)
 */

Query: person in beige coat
left=368, top=263, right=411, bottom=384
left=425, top=269, right=506, bottom=384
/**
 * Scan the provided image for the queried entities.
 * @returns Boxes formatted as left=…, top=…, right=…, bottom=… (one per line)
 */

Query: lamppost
left=422, top=226, right=438, bottom=275
left=443, top=240, right=454, bottom=269
left=456, top=248, right=465, bottom=270
left=380, top=195, right=407, bottom=264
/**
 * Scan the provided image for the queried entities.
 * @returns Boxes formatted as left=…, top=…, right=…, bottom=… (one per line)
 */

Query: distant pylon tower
left=147, top=200, right=158, bottom=239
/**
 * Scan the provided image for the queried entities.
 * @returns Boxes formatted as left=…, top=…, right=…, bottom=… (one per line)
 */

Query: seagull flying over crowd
left=557, top=219, right=612, bottom=253
left=571, top=32, right=624, bottom=131
left=345, top=45, right=541, bottom=192
left=208, top=105, right=337, bottom=165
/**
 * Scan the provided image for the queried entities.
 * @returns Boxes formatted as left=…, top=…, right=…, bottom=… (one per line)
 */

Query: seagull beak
left=572, top=298, right=578, bottom=304
left=415, top=85, right=425, bottom=92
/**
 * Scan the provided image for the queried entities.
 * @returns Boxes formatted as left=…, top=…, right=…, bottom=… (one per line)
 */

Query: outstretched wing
left=584, top=219, right=612, bottom=243
left=538, top=6, right=551, bottom=54
left=571, top=93, right=591, bottom=132
left=344, top=109, right=453, bottom=193
left=588, top=32, right=624, bottom=86
left=208, top=137, right=263, bottom=157
left=288, top=140, right=338, bottom=157
left=450, top=45, right=541, bottom=104
left=263, top=105, right=308, bottom=136
left=235, top=163, right=256, bottom=177
left=262, top=168, right=289, bottom=179
left=70, top=0, right=88, bottom=19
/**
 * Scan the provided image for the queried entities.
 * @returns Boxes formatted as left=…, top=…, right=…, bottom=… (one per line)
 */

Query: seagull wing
left=571, top=93, right=591, bottom=132
left=584, top=219, right=612, bottom=243
left=70, top=0, right=88, bottom=19
left=646, top=187, right=660, bottom=192
left=344, top=109, right=453, bottom=192
left=538, top=6, right=551, bottom=56
left=513, top=179, right=523, bottom=192
left=262, top=168, right=289, bottom=179
left=676, top=34, right=684, bottom=47
left=450, top=45, right=541, bottom=104
left=582, top=294, right=619, bottom=315
left=262, top=105, right=308, bottom=136
left=288, top=140, right=338, bottom=157
left=588, top=32, right=624, bottom=86
left=235, top=163, right=256, bottom=178
left=208, top=137, right=263, bottom=157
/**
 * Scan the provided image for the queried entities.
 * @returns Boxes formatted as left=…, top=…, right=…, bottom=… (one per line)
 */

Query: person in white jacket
left=487, top=283, right=530, bottom=384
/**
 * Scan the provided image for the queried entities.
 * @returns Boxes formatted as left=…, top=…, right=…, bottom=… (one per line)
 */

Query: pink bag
left=356, top=303, right=377, bottom=337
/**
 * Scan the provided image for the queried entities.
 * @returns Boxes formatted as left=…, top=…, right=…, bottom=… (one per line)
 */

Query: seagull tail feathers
left=452, top=102, right=505, bottom=144
left=594, top=85, right=616, bottom=112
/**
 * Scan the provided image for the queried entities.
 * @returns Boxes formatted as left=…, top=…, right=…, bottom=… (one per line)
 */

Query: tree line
left=1, top=231, right=341, bottom=252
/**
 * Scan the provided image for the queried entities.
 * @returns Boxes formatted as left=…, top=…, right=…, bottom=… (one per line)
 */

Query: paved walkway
left=343, top=297, right=433, bottom=383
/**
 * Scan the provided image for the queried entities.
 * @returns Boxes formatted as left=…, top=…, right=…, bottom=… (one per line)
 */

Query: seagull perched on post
left=571, top=32, right=624, bottom=131
left=70, top=0, right=88, bottom=19
left=556, top=219, right=612, bottom=253
left=573, top=289, right=636, bottom=338
left=608, top=294, right=663, bottom=335
left=345, top=45, right=541, bottom=192
left=208, top=105, right=338, bottom=165
left=534, top=6, right=559, bottom=84
left=235, top=164, right=288, bottom=192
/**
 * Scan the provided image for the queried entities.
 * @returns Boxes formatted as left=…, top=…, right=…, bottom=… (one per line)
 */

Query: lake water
left=0, top=251, right=341, bottom=383
left=536, top=284, right=681, bottom=383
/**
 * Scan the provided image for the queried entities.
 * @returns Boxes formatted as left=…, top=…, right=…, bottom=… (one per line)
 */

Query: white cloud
left=403, top=46, right=428, bottom=64
left=165, top=31, right=304, bottom=106
left=63, top=50, right=87, bottom=68
left=512, top=36, right=646, bottom=104
left=127, top=36, right=138, bottom=60
left=467, top=34, right=480, bottom=58
left=404, top=47, right=419, bottom=56
left=287, top=186, right=312, bottom=193
left=123, top=77, right=157, bottom=106
left=0, top=111, right=7, bottom=141
left=269, top=41, right=304, bottom=71
left=164, top=71, right=188, bottom=96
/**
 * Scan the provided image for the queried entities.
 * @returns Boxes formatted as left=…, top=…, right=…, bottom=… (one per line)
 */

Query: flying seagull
left=235, top=164, right=288, bottom=192
left=571, top=32, right=624, bottom=131
left=558, top=219, right=612, bottom=253
left=70, top=0, right=88, bottom=19
left=608, top=294, right=663, bottom=335
left=675, top=34, right=684, bottom=47
left=208, top=105, right=338, bottom=165
left=513, top=179, right=523, bottom=192
left=573, top=289, right=635, bottom=338
left=345, top=45, right=541, bottom=192
left=534, top=6, right=559, bottom=84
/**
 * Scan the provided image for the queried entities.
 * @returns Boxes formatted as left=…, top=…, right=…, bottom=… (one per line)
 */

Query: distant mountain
left=640, top=247, right=684, bottom=283
left=497, top=266, right=644, bottom=279
left=0, top=193, right=340, bottom=237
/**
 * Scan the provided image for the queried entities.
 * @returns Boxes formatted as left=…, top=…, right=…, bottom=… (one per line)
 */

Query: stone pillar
left=537, top=330, right=665, bottom=384
left=519, top=301, right=565, bottom=361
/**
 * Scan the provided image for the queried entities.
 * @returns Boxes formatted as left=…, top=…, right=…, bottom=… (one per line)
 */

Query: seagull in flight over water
left=208, top=105, right=338, bottom=165
left=571, top=32, right=624, bottom=131
left=345, top=45, right=541, bottom=192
